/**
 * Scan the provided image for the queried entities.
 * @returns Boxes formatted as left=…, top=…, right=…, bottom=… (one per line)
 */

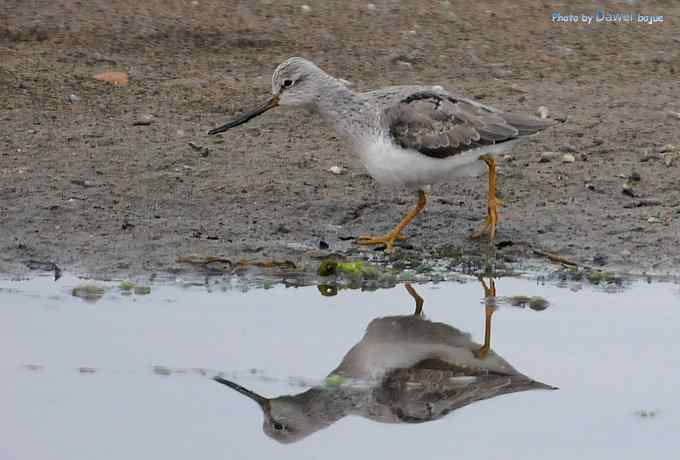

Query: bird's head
left=213, top=376, right=326, bottom=444
left=272, top=57, right=327, bottom=107
left=208, top=57, right=329, bottom=135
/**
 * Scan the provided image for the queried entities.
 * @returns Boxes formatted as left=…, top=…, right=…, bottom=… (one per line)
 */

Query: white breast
left=355, top=136, right=507, bottom=190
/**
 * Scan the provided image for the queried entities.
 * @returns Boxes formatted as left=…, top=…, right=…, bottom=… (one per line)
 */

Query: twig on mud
left=176, top=256, right=297, bottom=270
left=177, top=256, right=233, bottom=266
left=502, top=241, right=582, bottom=268
left=530, top=247, right=580, bottom=267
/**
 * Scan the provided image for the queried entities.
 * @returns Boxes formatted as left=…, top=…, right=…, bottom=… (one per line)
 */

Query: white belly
left=356, top=136, right=522, bottom=190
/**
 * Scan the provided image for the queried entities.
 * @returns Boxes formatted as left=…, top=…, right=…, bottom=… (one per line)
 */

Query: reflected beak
left=208, top=95, right=279, bottom=135
left=214, top=376, right=271, bottom=412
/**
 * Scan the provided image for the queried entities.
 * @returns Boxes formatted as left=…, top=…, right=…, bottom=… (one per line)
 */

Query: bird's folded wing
left=382, top=90, right=555, bottom=159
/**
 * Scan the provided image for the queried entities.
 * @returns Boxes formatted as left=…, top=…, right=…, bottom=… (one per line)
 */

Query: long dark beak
left=208, top=95, right=279, bottom=135
left=214, top=376, right=271, bottom=412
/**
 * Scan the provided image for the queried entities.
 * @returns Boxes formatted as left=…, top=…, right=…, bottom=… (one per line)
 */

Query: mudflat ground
left=1, top=0, right=679, bottom=278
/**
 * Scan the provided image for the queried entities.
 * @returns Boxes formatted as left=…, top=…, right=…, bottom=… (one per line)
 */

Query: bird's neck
left=314, top=80, right=374, bottom=142
left=282, top=384, right=371, bottom=427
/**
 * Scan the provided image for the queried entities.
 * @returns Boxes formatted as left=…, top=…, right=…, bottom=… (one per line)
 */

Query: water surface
left=1, top=274, right=678, bottom=459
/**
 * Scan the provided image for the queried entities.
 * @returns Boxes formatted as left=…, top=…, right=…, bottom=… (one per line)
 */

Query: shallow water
left=1, top=274, right=678, bottom=459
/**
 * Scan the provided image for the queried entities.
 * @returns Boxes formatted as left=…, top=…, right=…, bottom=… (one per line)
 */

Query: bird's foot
left=357, top=233, right=407, bottom=251
left=470, top=197, right=500, bottom=243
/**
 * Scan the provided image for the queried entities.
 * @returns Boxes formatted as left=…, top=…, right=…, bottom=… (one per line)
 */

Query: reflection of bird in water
left=214, top=280, right=556, bottom=443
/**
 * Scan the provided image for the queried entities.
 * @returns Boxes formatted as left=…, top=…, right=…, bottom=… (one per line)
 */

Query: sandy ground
left=1, top=0, right=679, bottom=278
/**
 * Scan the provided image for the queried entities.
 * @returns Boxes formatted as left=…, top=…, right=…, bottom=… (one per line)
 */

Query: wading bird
left=209, top=58, right=557, bottom=249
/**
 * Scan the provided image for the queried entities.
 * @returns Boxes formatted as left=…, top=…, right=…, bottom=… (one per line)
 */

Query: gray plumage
left=382, top=90, right=555, bottom=159
left=207, top=57, right=561, bottom=246
left=209, top=57, right=559, bottom=189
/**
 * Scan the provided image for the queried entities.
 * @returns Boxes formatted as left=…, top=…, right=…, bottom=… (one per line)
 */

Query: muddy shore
left=1, top=0, right=679, bottom=279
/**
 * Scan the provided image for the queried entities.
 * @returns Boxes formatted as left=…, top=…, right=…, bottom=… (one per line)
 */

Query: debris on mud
left=119, top=280, right=152, bottom=295
left=72, top=283, right=106, bottom=302
left=93, top=71, right=129, bottom=86
left=504, top=295, right=550, bottom=311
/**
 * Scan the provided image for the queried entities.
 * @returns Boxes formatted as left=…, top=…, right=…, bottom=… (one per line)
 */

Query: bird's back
left=330, top=315, right=518, bottom=380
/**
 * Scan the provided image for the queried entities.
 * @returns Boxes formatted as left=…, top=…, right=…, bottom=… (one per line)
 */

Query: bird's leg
left=471, top=156, right=501, bottom=243
left=476, top=277, right=497, bottom=359
left=404, top=282, right=424, bottom=316
left=358, top=190, right=426, bottom=251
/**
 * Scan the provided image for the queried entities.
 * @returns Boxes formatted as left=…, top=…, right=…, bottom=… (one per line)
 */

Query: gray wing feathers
left=384, top=91, right=554, bottom=159
left=500, top=112, right=557, bottom=135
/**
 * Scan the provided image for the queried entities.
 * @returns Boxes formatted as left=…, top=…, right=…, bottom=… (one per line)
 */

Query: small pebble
left=188, top=142, right=210, bottom=157
left=629, top=171, right=641, bottom=182
left=502, top=154, right=514, bottom=162
left=509, top=83, right=528, bottom=94
left=663, top=154, right=674, bottom=167
left=133, top=114, right=154, bottom=126
left=529, top=297, right=549, bottom=311
left=367, top=3, right=376, bottom=10
left=592, top=253, right=608, bottom=266
left=558, top=144, right=577, bottom=153
left=536, top=106, right=549, bottom=119
left=539, top=151, right=560, bottom=163
left=66, top=94, right=80, bottom=104
left=578, top=152, right=588, bottom=161
left=622, top=182, right=636, bottom=197
left=655, top=144, right=675, bottom=153
left=301, top=4, right=311, bottom=12
left=585, top=182, right=596, bottom=191
left=561, top=153, right=575, bottom=163
left=329, top=166, right=344, bottom=175
left=647, top=217, right=660, bottom=224
left=275, top=223, right=290, bottom=234
left=639, top=149, right=658, bottom=162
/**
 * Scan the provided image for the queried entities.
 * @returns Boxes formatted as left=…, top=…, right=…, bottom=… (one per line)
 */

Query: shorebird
left=213, top=281, right=555, bottom=443
left=209, top=57, right=558, bottom=249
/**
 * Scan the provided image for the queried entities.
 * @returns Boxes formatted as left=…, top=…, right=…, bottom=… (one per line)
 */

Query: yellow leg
left=358, top=191, right=426, bottom=251
left=404, top=282, right=424, bottom=316
left=471, top=156, right=501, bottom=243
left=476, top=277, right=497, bottom=359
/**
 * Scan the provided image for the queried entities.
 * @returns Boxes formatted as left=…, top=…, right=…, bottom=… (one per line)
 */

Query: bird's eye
left=282, top=79, right=294, bottom=88
left=273, top=422, right=284, bottom=431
